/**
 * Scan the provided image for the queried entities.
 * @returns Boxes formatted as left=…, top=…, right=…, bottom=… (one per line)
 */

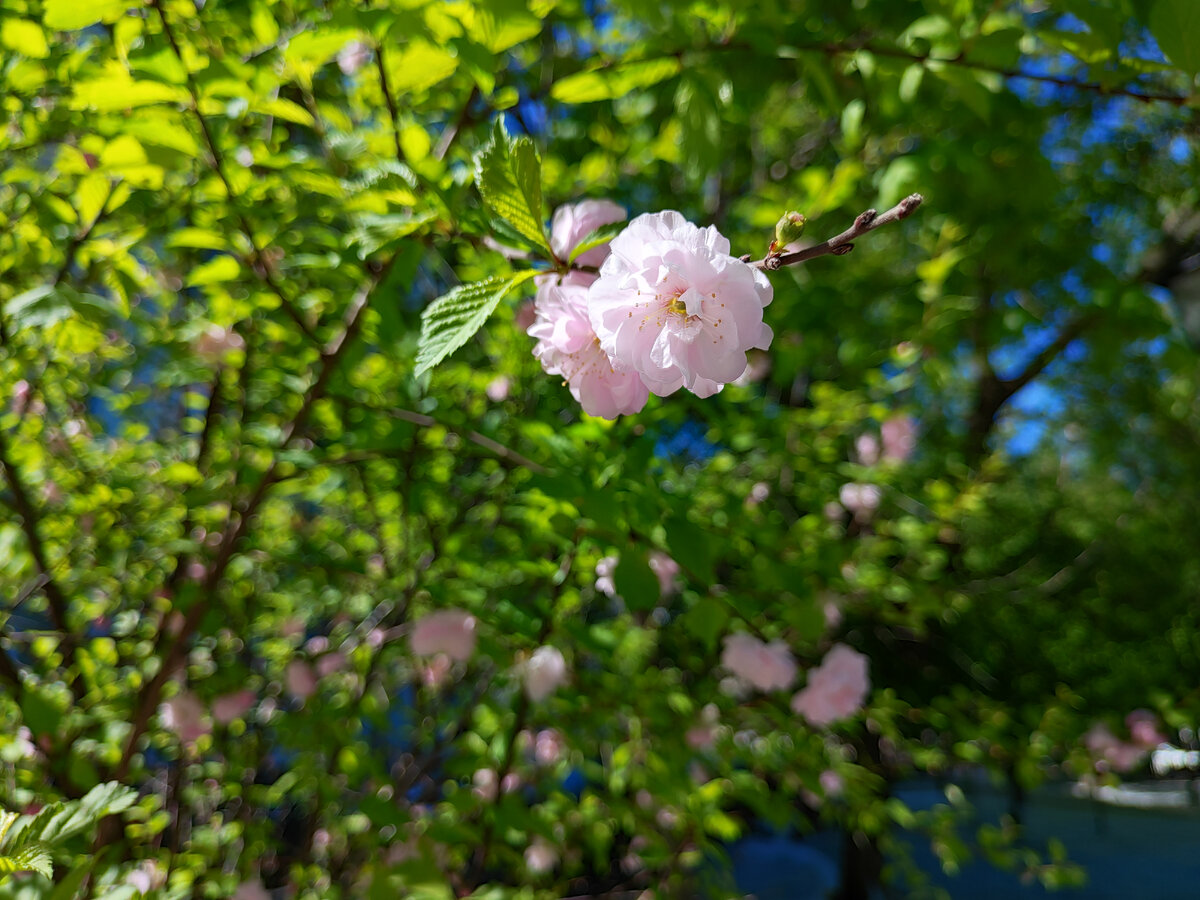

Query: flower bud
left=773, top=211, right=806, bottom=249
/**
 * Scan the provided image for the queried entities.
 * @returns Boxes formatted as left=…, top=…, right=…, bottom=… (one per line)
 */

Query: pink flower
left=534, top=728, right=564, bottom=765
left=523, top=645, right=568, bottom=701
left=881, top=415, right=916, bottom=462
left=587, top=211, right=773, bottom=397
left=550, top=199, right=627, bottom=267
left=473, top=767, right=498, bottom=801
left=486, top=375, right=511, bottom=402
left=791, top=644, right=870, bottom=726
left=524, top=837, right=559, bottom=874
left=720, top=633, right=797, bottom=692
left=747, top=481, right=770, bottom=506
left=285, top=660, right=318, bottom=700
left=410, top=609, right=476, bottom=662
left=854, top=433, right=880, bottom=466
left=528, top=276, right=649, bottom=419
left=1126, top=709, right=1166, bottom=748
left=212, top=689, right=257, bottom=725
left=160, top=691, right=210, bottom=744
left=337, top=39, right=371, bottom=75
left=648, top=551, right=681, bottom=596
left=1083, top=721, right=1148, bottom=772
left=686, top=704, right=720, bottom=750
left=316, top=651, right=348, bottom=678
left=839, top=483, right=881, bottom=521
left=12, top=380, right=30, bottom=416
left=233, top=880, right=271, bottom=900
left=514, top=299, right=537, bottom=331
left=195, top=324, right=245, bottom=362
left=595, top=555, right=619, bottom=597
left=819, top=770, right=844, bottom=796
left=126, top=861, right=165, bottom=895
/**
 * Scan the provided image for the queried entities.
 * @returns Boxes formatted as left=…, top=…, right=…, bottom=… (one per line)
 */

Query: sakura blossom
left=524, top=837, right=559, bottom=874
left=336, top=39, right=371, bottom=75
left=528, top=275, right=649, bottom=419
left=195, top=323, right=245, bottom=362
left=523, top=645, right=568, bottom=701
left=819, top=769, right=845, bottom=796
left=12, top=379, right=30, bottom=415
left=1126, top=709, right=1166, bottom=747
left=534, top=728, right=564, bottom=765
left=648, top=550, right=681, bottom=596
left=212, top=689, right=257, bottom=725
left=485, top=374, right=512, bottom=402
left=839, top=482, right=882, bottom=522
left=881, top=415, right=917, bottom=462
left=1083, top=721, right=1147, bottom=773
left=549, top=198, right=627, bottom=267
left=285, top=660, right=318, bottom=700
left=594, top=555, right=619, bottom=597
left=125, top=861, right=165, bottom=895
left=791, top=644, right=870, bottom=726
left=410, top=609, right=477, bottom=662
left=854, top=432, right=881, bottom=466
left=160, top=690, right=210, bottom=744
left=233, top=881, right=271, bottom=900
left=720, top=632, right=798, bottom=692
left=588, top=210, right=773, bottom=397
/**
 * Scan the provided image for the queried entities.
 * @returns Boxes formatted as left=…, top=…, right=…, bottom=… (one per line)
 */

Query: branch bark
left=752, top=194, right=924, bottom=270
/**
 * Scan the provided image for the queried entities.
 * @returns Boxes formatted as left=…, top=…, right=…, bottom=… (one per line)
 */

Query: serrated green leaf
left=567, top=221, right=624, bottom=264
left=0, top=842, right=52, bottom=879
left=5, top=782, right=137, bottom=851
left=475, top=121, right=550, bottom=255
left=414, top=271, right=537, bottom=375
left=550, top=57, right=682, bottom=104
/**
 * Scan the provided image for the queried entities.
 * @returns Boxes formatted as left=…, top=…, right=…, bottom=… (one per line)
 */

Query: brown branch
left=799, top=40, right=1194, bottom=107
left=374, top=45, right=407, bottom=166
left=152, top=0, right=320, bottom=346
left=0, top=429, right=75, bottom=666
left=434, top=85, right=481, bottom=161
left=114, top=256, right=396, bottom=780
left=753, top=194, right=924, bottom=270
left=998, top=311, right=1099, bottom=406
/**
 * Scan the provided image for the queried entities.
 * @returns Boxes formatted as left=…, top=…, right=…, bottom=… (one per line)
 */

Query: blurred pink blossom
left=839, top=483, right=881, bottom=521
left=747, top=481, right=770, bottom=506
left=791, top=644, right=870, bottom=726
left=410, top=609, right=476, bottom=661
left=195, top=324, right=244, bottom=362
left=473, top=767, right=498, bottom=801
left=648, top=551, right=681, bottom=596
left=316, top=651, right=348, bottom=678
left=595, top=555, right=619, bottom=597
left=854, top=433, right=880, bottom=466
left=686, top=704, right=721, bottom=750
left=550, top=198, right=626, bottom=267
left=285, top=660, right=318, bottom=700
left=1126, top=709, right=1166, bottom=747
left=534, top=728, right=564, bottom=765
left=337, top=39, right=371, bottom=74
left=515, top=299, right=538, bottom=331
left=524, top=837, right=559, bottom=874
left=12, top=379, right=30, bottom=415
left=523, top=645, right=568, bottom=701
left=212, top=689, right=256, bottom=725
left=881, top=415, right=916, bottom=462
left=486, top=375, right=512, bottom=402
left=160, top=690, right=210, bottom=744
left=126, top=861, right=165, bottom=895
left=819, top=769, right=844, bottom=796
left=720, top=632, right=797, bottom=692
left=233, top=880, right=271, bottom=900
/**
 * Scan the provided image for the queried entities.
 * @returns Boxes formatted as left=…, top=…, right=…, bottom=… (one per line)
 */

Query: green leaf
left=0, top=843, right=52, bottom=879
left=474, top=120, right=550, bottom=255
left=2, top=19, right=49, bottom=58
left=1150, top=0, right=1200, bottom=75
left=550, top=57, right=682, bottom=104
left=567, top=221, right=624, bottom=264
left=186, top=255, right=242, bottom=287
left=414, top=271, right=538, bottom=375
left=614, top=551, right=660, bottom=611
left=664, top=515, right=715, bottom=585
left=43, top=0, right=128, bottom=30
left=6, top=783, right=137, bottom=849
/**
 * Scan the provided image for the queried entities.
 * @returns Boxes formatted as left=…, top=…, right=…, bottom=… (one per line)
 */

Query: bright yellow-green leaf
left=385, top=42, right=458, bottom=93
left=186, top=255, right=242, bottom=287
left=1, top=18, right=49, bottom=58
left=72, top=73, right=189, bottom=111
left=551, top=57, right=682, bottom=104
left=252, top=97, right=314, bottom=127
left=414, top=271, right=538, bottom=375
left=43, top=0, right=129, bottom=30
left=168, top=228, right=229, bottom=251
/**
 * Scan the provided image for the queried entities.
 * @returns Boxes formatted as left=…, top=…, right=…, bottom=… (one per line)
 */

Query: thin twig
left=753, top=194, right=924, bottom=270
left=374, top=45, right=407, bottom=166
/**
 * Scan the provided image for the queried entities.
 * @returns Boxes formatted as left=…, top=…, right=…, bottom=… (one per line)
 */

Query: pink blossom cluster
left=528, top=201, right=774, bottom=418
left=1082, top=709, right=1167, bottom=773
left=791, top=644, right=871, bottom=726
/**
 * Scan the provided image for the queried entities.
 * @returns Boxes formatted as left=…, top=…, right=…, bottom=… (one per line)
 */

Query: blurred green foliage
left=1, top=0, right=1199, bottom=897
